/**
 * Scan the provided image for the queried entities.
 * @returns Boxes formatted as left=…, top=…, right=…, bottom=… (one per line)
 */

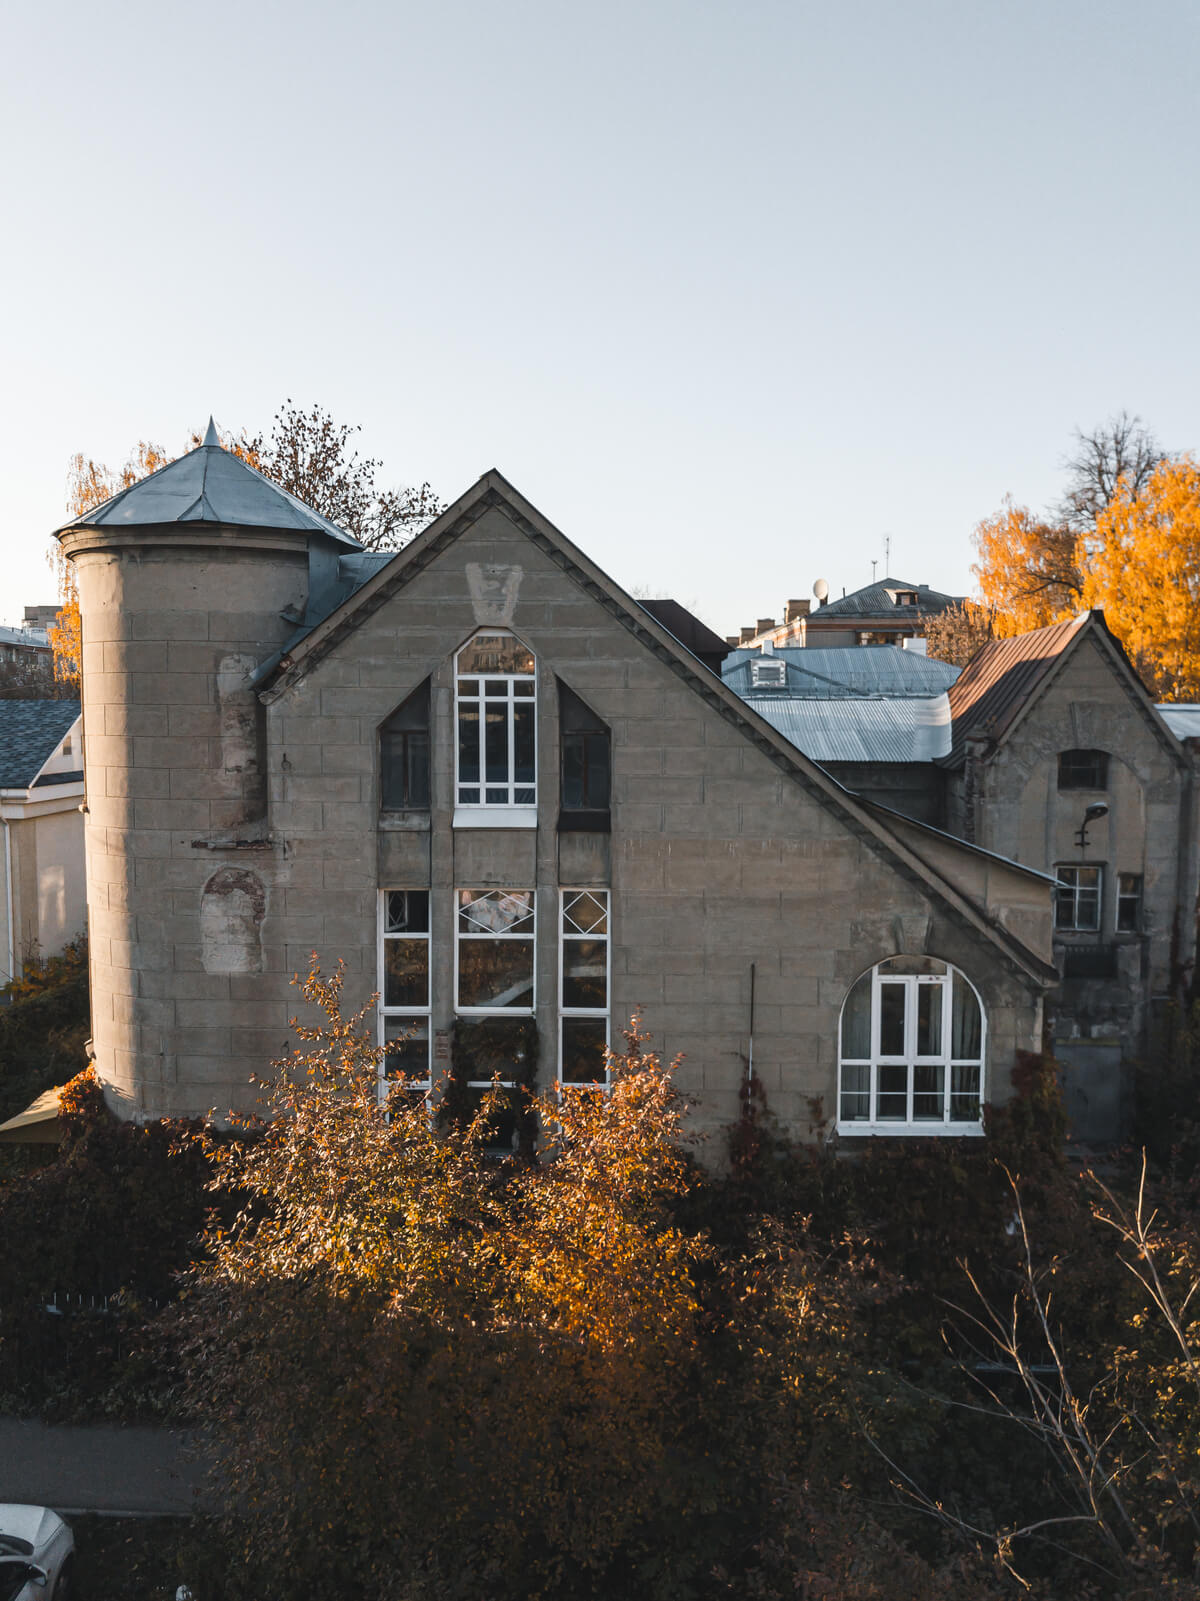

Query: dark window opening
left=558, top=680, right=611, bottom=830
left=381, top=680, right=431, bottom=810
left=1117, top=872, right=1143, bottom=933
left=1058, top=748, right=1109, bottom=791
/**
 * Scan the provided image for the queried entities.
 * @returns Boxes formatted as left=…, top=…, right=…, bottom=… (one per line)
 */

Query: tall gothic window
left=455, top=632, right=536, bottom=815
left=558, top=680, right=610, bottom=830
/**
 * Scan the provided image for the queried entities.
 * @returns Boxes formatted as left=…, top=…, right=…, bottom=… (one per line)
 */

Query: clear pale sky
left=2, top=0, right=1197, bottom=634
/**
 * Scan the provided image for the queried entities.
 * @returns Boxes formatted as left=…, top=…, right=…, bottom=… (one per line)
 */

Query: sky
left=1, top=0, right=1197, bottom=635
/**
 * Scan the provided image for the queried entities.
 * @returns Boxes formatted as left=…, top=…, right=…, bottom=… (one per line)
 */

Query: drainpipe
left=3, top=816, right=13, bottom=986
left=746, top=962, right=756, bottom=1081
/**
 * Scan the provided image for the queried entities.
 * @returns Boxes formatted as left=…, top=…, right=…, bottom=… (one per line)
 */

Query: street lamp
left=1075, top=801, right=1109, bottom=850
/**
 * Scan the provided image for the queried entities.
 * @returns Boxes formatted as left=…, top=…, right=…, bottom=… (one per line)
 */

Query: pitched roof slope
left=0, top=702, right=80, bottom=789
left=723, top=645, right=960, bottom=699
left=944, top=614, right=1091, bottom=767
left=56, top=421, right=360, bottom=547
left=814, top=577, right=963, bottom=619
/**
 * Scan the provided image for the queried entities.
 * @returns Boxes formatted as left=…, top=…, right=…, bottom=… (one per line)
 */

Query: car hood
left=0, top=1505, right=64, bottom=1551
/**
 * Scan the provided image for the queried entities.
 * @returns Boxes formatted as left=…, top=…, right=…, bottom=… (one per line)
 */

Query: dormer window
left=893, top=590, right=919, bottom=607
left=749, top=658, right=786, bottom=688
left=455, top=631, right=536, bottom=824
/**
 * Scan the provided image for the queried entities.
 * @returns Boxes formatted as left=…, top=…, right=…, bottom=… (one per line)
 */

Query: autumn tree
left=50, top=407, right=441, bottom=685
left=175, top=966, right=861, bottom=1601
left=923, top=599, right=997, bottom=667
left=971, top=414, right=1168, bottom=640
left=1083, top=455, right=1200, bottom=699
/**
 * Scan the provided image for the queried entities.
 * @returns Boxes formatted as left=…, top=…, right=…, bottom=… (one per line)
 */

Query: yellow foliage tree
left=1083, top=455, right=1200, bottom=701
left=50, top=441, right=176, bottom=687
left=971, top=499, right=1084, bottom=635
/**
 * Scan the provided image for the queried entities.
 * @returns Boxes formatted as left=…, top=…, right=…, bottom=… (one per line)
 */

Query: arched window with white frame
left=838, top=955, right=985, bottom=1134
left=454, top=630, right=537, bottom=824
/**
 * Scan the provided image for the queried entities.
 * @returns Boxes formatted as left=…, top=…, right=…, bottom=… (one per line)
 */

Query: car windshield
left=0, top=1538, right=32, bottom=1557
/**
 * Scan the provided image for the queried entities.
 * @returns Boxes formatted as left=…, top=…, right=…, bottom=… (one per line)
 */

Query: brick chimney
left=756, top=618, right=776, bottom=635
left=784, top=599, right=810, bottom=623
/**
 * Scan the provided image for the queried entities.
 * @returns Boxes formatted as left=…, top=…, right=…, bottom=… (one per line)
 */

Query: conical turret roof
left=57, top=419, right=361, bottom=547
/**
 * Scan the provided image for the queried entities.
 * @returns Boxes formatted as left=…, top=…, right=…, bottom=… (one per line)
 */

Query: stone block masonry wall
left=266, top=504, right=1044, bottom=1143
left=67, top=534, right=313, bottom=1119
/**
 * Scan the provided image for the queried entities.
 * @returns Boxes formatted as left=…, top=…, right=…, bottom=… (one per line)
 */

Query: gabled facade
left=942, top=613, right=1198, bottom=1138
left=57, top=441, right=1055, bottom=1146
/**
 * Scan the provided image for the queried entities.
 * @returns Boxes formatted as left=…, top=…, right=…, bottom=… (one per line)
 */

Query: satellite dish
left=813, top=578, right=829, bottom=603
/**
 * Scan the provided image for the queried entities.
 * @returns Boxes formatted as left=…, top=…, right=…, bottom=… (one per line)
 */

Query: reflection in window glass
left=456, top=890, right=536, bottom=1013
left=379, top=890, right=432, bottom=1096
left=560, top=889, right=610, bottom=1089
left=456, top=632, right=537, bottom=809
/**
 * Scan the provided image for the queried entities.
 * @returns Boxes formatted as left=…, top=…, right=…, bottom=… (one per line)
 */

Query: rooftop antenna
left=884, top=534, right=891, bottom=576
left=871, top=559, right=877, bottom=583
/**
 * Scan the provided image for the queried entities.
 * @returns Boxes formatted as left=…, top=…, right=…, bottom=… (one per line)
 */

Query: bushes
left=0, top=1067, right=213, bottom=1415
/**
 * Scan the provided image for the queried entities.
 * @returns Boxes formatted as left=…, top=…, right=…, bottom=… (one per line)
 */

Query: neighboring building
left=55, top=427, right=1056, bottom=1145
left=722, top=646, right=960, bottom=824
left=941, top=614, right=1197, bottom=1139
left=0, top=701, right=85, bottom=984
left=22, top=605, right=61, bottom=632
left=722, top=616, right=1199, bottom=1141
left=728, top=578, right=964, bottom=652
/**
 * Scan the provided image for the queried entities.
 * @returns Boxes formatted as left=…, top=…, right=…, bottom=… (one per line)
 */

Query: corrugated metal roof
left=1158, top=704, right=1200, bottom=741
left=743, top=692, right=953, bottom=762
left=57, top=421, right=361, bottom=548
left=723, top=645, right=960, bottom=699
left=0, top=702, right=81, bottom=789
left=944, top=614, right=1090, bottom=767
left=813, top=577, right=963, bottom=619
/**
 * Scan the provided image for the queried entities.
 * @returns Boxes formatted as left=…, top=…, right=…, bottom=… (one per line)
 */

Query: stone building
left=56, top=429, right=1056, bottom=1145
left=722, top=615, right=1198, bottom=1140
left=942, top=613, right=1197, bottom=1137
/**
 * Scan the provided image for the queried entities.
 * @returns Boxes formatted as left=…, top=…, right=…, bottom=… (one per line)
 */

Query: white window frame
left=454, top=889, right=536, bottom=1021
left=1055, top=864, right=1103, bottom=932
left=377, top=889, right=432, bottom=1104
left=453, top=630, right=537, bottom=828
left=558, top=888, right=611, bottom=1091
left=749, top=658, right=786, bottom=688
left=837, top=959, right=986, bottom=1137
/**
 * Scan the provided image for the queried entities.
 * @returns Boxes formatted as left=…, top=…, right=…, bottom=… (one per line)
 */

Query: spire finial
left=202, top=416, right=220, bottom=448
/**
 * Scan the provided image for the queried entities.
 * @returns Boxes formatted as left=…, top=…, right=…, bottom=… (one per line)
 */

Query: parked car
left=0, top=1506, right=74, bottom=1600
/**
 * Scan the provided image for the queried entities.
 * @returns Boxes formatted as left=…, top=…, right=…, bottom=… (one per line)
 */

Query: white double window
left=838, top=956, right=985, bottom=1135
left=455, top=632, right=536, bottom=824
left=559, top=889, right=610, bottom=1088
left=378, top=890, right=431, bottom=1095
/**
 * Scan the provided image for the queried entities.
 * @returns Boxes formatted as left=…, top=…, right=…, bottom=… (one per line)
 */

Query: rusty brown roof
left=944, top=613, right=1092, bottom=767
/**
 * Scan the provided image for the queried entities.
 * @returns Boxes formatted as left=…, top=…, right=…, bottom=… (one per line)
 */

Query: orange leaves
left=1083, top=456, right=1200, bottom=700
left=972, top=499, right=1084, bottom=634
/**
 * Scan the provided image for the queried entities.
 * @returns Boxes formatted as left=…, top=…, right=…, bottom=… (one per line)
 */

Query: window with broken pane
left=378, top=889, right=431, bottom=1094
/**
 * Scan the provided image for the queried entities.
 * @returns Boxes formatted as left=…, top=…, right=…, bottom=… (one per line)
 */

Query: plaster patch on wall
left=217, top=654, right=261, bottom=783
left=201, top=867, right=266, bottom=974
left=466, top=563, right=523, bottom=625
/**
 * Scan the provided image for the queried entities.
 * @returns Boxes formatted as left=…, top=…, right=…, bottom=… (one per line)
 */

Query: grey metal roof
left=741, top=692, right=953, bottom=762
left=723, top=645, right=960, bottom=699
left=57, top=420, right=361, bottom=548
left=1157, top=704, right=1200, bottom=741
left=812, top=577, right=963, bottom=619
left=0, top=702, right=81, bottom=789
